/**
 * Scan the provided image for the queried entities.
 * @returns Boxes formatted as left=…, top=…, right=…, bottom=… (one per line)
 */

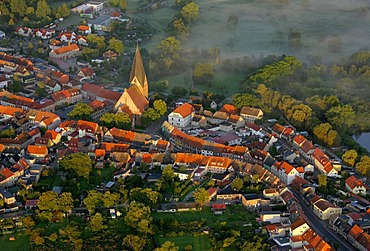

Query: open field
left=152, top=205, right=257, bottom=228
left=0, top=234, right=30, bottom=251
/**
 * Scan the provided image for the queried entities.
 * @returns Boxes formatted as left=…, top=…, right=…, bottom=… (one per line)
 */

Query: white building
left=168, top=103, right=195, bottom=128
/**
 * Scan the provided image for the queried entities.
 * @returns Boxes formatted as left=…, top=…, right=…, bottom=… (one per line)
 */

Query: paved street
left=292, top=190, right=353, bottom=251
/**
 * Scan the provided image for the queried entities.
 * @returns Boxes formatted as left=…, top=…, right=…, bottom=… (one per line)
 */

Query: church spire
left=129, top=43, right=148, bottom=98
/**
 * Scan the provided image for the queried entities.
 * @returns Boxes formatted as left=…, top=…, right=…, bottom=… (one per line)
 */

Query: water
left=353, top=132, right=370, bottom=151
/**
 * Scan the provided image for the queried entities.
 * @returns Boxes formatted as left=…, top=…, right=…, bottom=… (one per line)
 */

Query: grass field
left=153, top=205, right=257, bottom=228
left=157, top=235, right=211, bottom=251
left=0, top=234, right=30, bottom=251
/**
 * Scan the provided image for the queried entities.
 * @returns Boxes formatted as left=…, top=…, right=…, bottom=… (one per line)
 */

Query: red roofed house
left=78, top=25, right=91, bottom=35
left=168, top=103, right=195, bottom=128
left=346, top=176, right=367, bottom=195
left=271, top=161, right=299, bottom=185
left=49, top=44, right=80, bottom=60
left=348, top=224, right=370, bottom=251
left=27, top=145, right=48, bottom=158
left=78, top=67, right=95, bottom=79
left=52, top=88, right=82, bottom=107
left=312, top=198, right=342, bottom=220
left=50, top=71, right=70, bottom=85
left=44, top=130, right=62, bottom=145
left=77, top=120, right=99, bottom=137
left=219, top=104, right=238, bottom=115
left=311, top=148, right=339, bottom=177
left=206, top=156, right=232, bottom=173
left=240, top=106, right=263, bottom=123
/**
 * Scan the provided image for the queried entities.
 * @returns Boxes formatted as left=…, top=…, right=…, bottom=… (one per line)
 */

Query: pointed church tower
left=129, top=44, right=148, bottom=99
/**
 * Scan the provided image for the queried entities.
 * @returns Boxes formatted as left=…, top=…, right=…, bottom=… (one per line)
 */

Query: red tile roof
left=219, top=104, right=238, bottom=115
left=172, top=103, right=194, bottom=118
left=27, top=145, right=48, bottom=155
left=346, top=175, right=364, bottom=190
left=53, top=44, right=79, bottom=55
left=77, top=120, right=98, bottom=133
left=293, top=134, right=307, bottom=145
left=349, top=224, right=363, bottom=239
left=81, top=67, right=94, bottom=76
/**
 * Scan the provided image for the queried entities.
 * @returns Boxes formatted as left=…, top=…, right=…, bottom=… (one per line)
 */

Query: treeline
left=0, top=0, right=75, bottom=27
left=234, top=54, right=370, bottom=156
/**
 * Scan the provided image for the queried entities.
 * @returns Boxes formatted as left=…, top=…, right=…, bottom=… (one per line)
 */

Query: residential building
left=49, top=44, right=81, bottom=60
left=240, top=106, right=263, bottom=123
left=312, top=199, right=342, bottom=220
left=346, top=176, right=367, bottom=195
left=168, top=103, right=195, bottom=128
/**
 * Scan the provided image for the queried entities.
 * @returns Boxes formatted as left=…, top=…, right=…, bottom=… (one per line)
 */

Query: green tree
left=240, top=236, right=270, bottom=251
left=162, top=165, right=175, bottom=181
left=37, top=191, right=73, bottom=221
left=10, top=0, right=27, bottom=17
left=158, top=37, right=181, bottom=57
left=180, top=2, right=200, bottom=23
left=152, top=80, right=169, bottom=92
left=155, top=241, right=179, bottom=251
left=102, top=191, right=120, bottom=208
left=153, top=99, right=167, bottom=116
left=326, top=105, right=355, bottom=133
left=68, top=103, right=94, bottom=121
left=130, top=188, right=159, bottom=208
left=313, top=123, right=341, bottom=147
left=168, top=17, right=189, bottom=37
left=108, top=37, right=124, bottom=54
left=342, top=150, right=358, bottom=167
left=89, top=213, right=107, bottom=232
left=318, top=174, right=327, bottom=187
left=141, top=108, right=161, bottom=127
left=100, top=113, right=116, bottom=128
left=232, top=93, right=262, bottom=109
left=26, top=7, right=34, bottom=15
left=0, top=127, right=16, bottom=138
left=59, top=153, right=92, bottom=178
left=60, top=3, right=70, bottom=17
left=356, top=156, right=370, bottom=176
left=193, top=188, right=210, bottom=207
left=114, top=112, right=131, bottom=129
left=193, top=63, right=214, bottom=84
left=122, top=235, right=146, bottom=251
left=119, top=0, right=127, bottom=11
left=86, top=34, right=106, bottom=52
left=83, top=190, right=101, bottom=212
left=124, top=201, right=153, bottom=235
left=231, top=177, right=244, bottom=191
left=171, top=86, right=188, bottom=98
left=36, top=0, right=51, bottom=19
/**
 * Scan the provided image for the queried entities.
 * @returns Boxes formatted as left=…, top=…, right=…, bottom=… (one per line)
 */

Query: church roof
left=129, top=44, right=147, bottom=88
left=127, top=85, right=148, bottom=113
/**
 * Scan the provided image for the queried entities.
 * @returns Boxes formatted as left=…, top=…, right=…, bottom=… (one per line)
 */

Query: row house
left=271, top=123, right=294, bottom=139
left=348, top=224, right=370, bottom=251
left=89, top=100, right=114, bottom=122
left=49, top=44, right=81, bottom=60
left=78, top=67, right=95, bottom=79
left=271, top=161, right=300, bottom=185
left=81, top=83, right=121, bottom=103
left=51, top=88, right=82, bottom=107
left=0, top=158, right=29, bottom=187
left=240, top=106, right=263, bottom=123
left=27, top=145, right=48, bottom=158
left=0, top=74, right=12, bottom=88
left=50, top=71, right=70, bottom=85
left=311, top=148, right=339, bottom=177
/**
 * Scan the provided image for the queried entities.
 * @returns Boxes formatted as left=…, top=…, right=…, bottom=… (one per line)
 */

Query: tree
left=180, top=2, right=200, bottom=23
left=356, top=156, right=370, bottom=176
left=86, top=34, right=106, bottom=52
left=232, top=93, right=262, bottom=109
left=102, top=191, right=120, bottom=208
left=124, top=201, right=153, bottom=235
left=100, top=113, right=116, bottom=128
left=288, top=30, right=302, bottom=50
left=168, top=17, right=189, bottom=37
left=36, top=0, right=51, bottom=20
left=318, top=174, right=327, bottom=188
left=158, top=37, right=181, bottom=57
left=115, top=112, right=131, bottom=129
left=162, top=165, right=175, bottom=181
left=26, top=7, right=34, bottom=15
left=326, top=105, right=355, bottom=133
left=68, top=103, right=94, bottom=121
left=193, top=63, right=214, bottom=84
left=122, top=235, right=146, bottom=251
left=0, top=127, right=16, bottom=138
left=23, top=216, right=35, bottom=234
left=108, top=37, right=124, bottom=54
left=37, top=191, right=73, bottom=221
left=141, top=108, right=161, bottom=127
left=227, top=15, right=238, bottom=30
left=59, top=153, right=92, bottom=178
left=152, top=80, right=169, bottom=92
left=313, top=123, right=341, bottom=147
left=119, top=0, right=127, bottom=11
left=130, top=188, right=159, bottom=208
left=171, top=86, right=188, bottom=98
left=241, top=236, right=270, bottom=251
left=193, top=188, right=210, bottom=207
left=231, top=177, right=244, bottom=191
left=10, top=0, right=27, bottom=17
left=155, top=241, right=179, bottom=251
left=89, top=213, right=106, bottom=232
left=342, top=150, right=358, bottom=167
left=83, top=190, right=101, bottom=212
left=153, top=99, right=167, bottom=116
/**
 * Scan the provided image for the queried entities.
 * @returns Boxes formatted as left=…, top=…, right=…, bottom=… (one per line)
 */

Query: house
left=0, top=187, right=16, bottom=204
left=49, top=44, right=80, bottom=60
left=58, top=31, right=76, bottom=43
left=271, top=161, right=299, bottom=185
left=290, top=218, right=310, bottom=236
left=260, top=211, right=281, bottom=224
left=27, top=145, right=48, bottom=158
left=191, top=114, right=207, bottom=128
left=15, top=26, right=33, bottom=37
left=44, top=130, right=62, bottom=145
left=312, top=199, right=342, bottom=220
left=348, top=224, right=370, bottom=251
left=0, top=74, right=12, bottom=88
left=50, top=71, right=70, bottom=85
left=78, top=25, right=92, bottom=35
left=240, top=106, right=263, bottom=123
left=228, top=115, right=245, bottom=128
left=0, top=31, right=5, bottom=39
left=211, top=203, right=227, bottom=214
left=52, top=88, right=82, bottom=107
left=78, top=67, right=95, bottom=79
left=208, top=111, right=228, bottom=125
left=25, top=199, right=39, bottom=210
left=311, top=148, right=339, bottom=177
left=346, top=176, right=367, bottom=195
left=219, top=104, right=238, bottom=115
left=168, top=103, right=195, bottom=128
left=45, top=79, right=62, bottom=94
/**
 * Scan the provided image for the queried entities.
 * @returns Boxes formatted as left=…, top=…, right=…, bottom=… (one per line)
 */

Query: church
left=115, top=44, right=149, bottom=126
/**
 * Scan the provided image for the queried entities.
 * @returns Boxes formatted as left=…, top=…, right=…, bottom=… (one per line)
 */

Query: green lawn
left=0, top=234, right=30, bottom=251
left=157, top=235, right=211, bottom=251
left=153, top=205, right=257, bottom=228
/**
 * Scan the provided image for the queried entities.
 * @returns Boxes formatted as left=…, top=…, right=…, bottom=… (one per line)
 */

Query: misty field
left=133, top=0, right=370, bottom=64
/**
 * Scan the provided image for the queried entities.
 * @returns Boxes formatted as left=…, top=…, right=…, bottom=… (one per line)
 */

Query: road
left=292, top=190, right=353, bottom=251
